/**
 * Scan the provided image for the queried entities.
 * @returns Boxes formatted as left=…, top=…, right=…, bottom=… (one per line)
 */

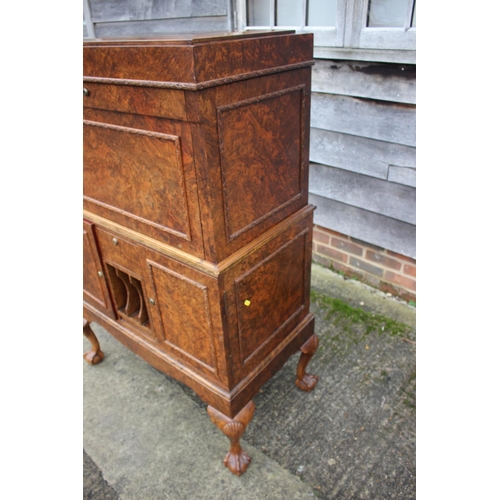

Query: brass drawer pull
left=83, top=87, right=90, bottom=96
left=112, top=238, right=118, bottom=245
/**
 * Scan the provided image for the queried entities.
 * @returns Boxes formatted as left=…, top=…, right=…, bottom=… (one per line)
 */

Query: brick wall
left=312, top=225, right=416, bottom=303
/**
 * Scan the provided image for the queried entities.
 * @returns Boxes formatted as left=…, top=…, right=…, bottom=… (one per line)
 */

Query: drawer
left=94, top=227, right=144, bottom=272
left=83, top=82, right=187, bottom=121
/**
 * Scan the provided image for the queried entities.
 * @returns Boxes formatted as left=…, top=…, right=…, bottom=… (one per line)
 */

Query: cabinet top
left=83, top=30, right=295, bottom=46
left=83, top=30, right=314, bottom=89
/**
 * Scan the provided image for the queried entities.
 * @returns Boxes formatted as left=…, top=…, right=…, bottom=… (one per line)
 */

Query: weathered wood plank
left=94, top=16, right=229, bottom=37
left=311, top=93, right=416, bottom=147
left=130, top=0, right=227, bottom=21
left=88, top=0, right=227, bottom=23
left=309, top=163, right=416, bottom=224
left=310, top=193, right=416, bottom=259
left=313, top=47, right=416, bottom=65
left=83, top=0, right=95, bottom=38
left=310, top=128, right=416, bottom=181
left=312, top=60, right=415, bottom=104
left=89, top=0, right=129, bottom=22
left=388, top=165, right=416, bottom=187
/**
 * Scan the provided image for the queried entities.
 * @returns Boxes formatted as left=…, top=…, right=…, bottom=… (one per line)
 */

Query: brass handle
left=83, top=87, right=90, bottom=96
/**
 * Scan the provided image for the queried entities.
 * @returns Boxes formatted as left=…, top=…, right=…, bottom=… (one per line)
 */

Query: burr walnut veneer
left=83, top=31, right=319, bottom=475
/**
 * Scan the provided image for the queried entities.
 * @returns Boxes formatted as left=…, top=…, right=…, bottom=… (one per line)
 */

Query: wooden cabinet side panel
left=224, top=213, right=314, bottom=382
left=190, top=69, right=312, bottom=263
left=235, top=231, right=308, bottom=366
left=218, top=87, right=303, bottom=240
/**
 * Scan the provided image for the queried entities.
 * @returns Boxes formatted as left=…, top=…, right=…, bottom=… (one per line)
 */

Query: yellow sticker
left=244, top=300, right=251, bottom=306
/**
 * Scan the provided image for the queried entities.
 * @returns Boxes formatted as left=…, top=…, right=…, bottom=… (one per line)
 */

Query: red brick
left=379, top=281, right=416, bottom=303
left=351, top=237, right=385, bottom=252
left=349, top=256, right=384, bottom=277
left=316, top=244, right=349, bottom=263
left=365, top=250, right=402, bottom=271
left=387, top=250, right=416, bottom=265
left=312, top=229, right=330, bottom=245
left=332, top=261, right=354, bottom=275
left=330, top=237, right=363, bottom=256
left=361, top=273, right=381, bottom=289
left=315, top=225, right=347, bottom=240
left=403, top=264, right=416, bottom=277
left=312, top=254, right=333, bottom=269
left=384, top=270, right=416, bottom=291
left=334, top=262, right=366, bottom=281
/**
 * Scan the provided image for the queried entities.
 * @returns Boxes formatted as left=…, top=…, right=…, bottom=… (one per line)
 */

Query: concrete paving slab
left=311, top=264, right=416, bottom=329
left=84, top=323, right=316, bottom=500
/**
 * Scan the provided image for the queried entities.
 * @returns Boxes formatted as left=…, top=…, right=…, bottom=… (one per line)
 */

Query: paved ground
left=84, top=263, right=416, bottom=499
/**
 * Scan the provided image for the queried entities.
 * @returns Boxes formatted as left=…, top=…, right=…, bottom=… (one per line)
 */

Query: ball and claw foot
left=207, top=401, right=255, bottom=476
left=83, top=319, right=104, bottom=365
left=295, top=334, right=319, bottom=392
left=224, top=447, right=252, bottom=476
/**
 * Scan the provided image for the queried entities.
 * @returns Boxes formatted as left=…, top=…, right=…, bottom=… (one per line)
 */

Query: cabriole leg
left=207, top=401, right=255, bottom=476
left=295, top=333, right=319, bottom=392
left=83, top=318, right=104, bottom=365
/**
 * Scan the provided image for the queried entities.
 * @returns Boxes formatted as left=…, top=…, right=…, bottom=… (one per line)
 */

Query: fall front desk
left=83, top=30, right=319, bottom=475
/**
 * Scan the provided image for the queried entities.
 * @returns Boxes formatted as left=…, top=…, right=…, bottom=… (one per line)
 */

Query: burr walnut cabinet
left=83, top=31, right=319, bottom=475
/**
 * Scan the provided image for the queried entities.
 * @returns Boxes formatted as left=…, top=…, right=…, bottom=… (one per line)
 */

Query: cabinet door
left=144, top=250, right=225, bottom=384
left=83, top=219, right=114, bottom=318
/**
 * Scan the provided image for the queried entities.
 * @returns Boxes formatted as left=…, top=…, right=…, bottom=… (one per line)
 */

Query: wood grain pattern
left=148, top=261, right=217, bottom=373
left=312, top=60, right=416, bottom=105
left=218, top=87, right=304, bottom=240
left=83, top=219, right=113, bottom=318
left=83, top=319, right=104, bottom=365
left=310, top=192, right=416, bottom=259
left=88, top=0, right=227, bottom=23
left=83, top=33, right=313, bottom=86
left=83, top=32, right=317, bottom=475
left=93, top=16, right=229, bottom=39
left=309, top=162, right=416, bottom=225
left=309, top=127, right=415, bottom=181
left=235, top=232, right=307, bottom=368
left=295, top=333, right=319, bottom=392
left=207, top=401, right=255, bottom=476
left=84, top=120, right=191, bottom=240
left=311, top=93, right=416, bottom=147
left=83, top=83, right=187, bottom=121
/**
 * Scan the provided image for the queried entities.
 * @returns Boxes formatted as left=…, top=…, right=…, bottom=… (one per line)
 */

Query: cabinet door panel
left=147, top=260, right=218, bottom=377
left=83, top=219, right=114, bottom=318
